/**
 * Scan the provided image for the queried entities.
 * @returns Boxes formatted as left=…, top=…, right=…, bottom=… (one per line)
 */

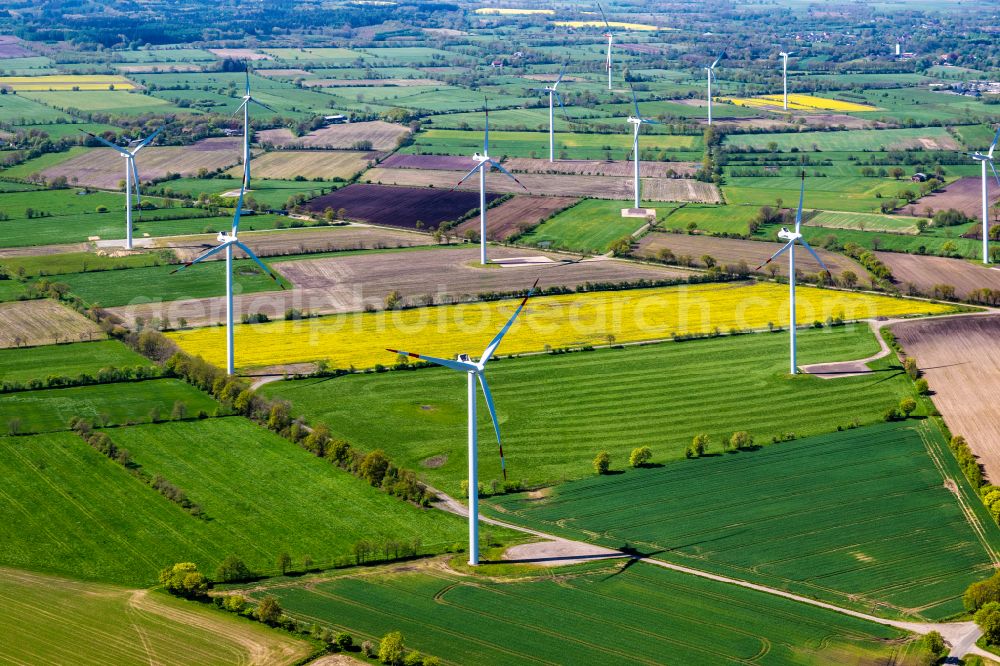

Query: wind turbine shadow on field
left=599, top=545, right=668, bottom=580
left=486, top=552, right=627, bottom=566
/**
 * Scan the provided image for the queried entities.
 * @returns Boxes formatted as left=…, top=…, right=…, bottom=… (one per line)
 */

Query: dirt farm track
left=892, top=314, right=1000, bottom=481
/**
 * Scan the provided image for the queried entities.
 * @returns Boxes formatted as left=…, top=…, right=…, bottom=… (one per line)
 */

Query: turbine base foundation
left=621, top=207, right=656, bottom=218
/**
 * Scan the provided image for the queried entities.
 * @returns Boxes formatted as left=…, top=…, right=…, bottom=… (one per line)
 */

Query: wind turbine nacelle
left=457, top=353, right=472, bottom=362
left=472, top=153, right=489, bottom=163
left=217, top=232, right=231, bottom=243
left=777, top=227, right=801, bottom=241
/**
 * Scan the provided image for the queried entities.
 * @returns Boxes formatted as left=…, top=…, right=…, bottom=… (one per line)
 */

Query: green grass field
left=20, top=90, right=191, bottom=116
left=0, top=418, right=467, bottom=584
left=846, top=88, right=1000, bottom=124
left=808, top=210, right=923, bottom=234
left=58, top=258, right=288, bottom=308
left=1, top=249, right=175, bottom=278
left=405, top=128, right=703, bottom=161
left=261, top=325, right=919, bottom=495
left=0, top=340, right=154, bottom=383
left=153, top=178, right=338, bottom=210
left=0, top=568, right=312, bottom=665
left=0, top=280, right=26, bottom=302
left=0, top=93, right=70, bottom=123
left=724, top=127, right=957, bottom=153
left=489, top=421, right=997, bottom=620
left=265, top=563, right=918, bottom=665
left=784, top=225, right=983, bottom=259
left=518, top=199, right=665, bottom=253
left=659, top=204, right=759, bottom=234
left=0, top=379, right=218, bottom=433
left=723, top=176, right=907, bottom=214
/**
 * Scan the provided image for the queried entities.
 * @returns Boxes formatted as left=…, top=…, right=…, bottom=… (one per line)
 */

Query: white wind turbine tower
left=233, top=67, right=275, bottom=190
left=532, top=64, right=569, bottom=163
left=754, top=175, right=829, bottom=375
left=705, top=52, right=724, bottom=125
left=82, top=128, right=161, bottom=250
left=598, top=2, right=614, bottom=90
left=170, top=184, right=284, bottom=375
left=626, top=83, right=659, bottom=211
left=970, top=126, right=1000, bottom=264
left=387, top=279, right=538, bottom=566
left=450, top=100, right=528, bottom=264
left=779, top=50, right=794, bottom=110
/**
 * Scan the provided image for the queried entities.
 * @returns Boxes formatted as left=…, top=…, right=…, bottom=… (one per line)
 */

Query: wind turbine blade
left=477, top=372, right=506, bottom=480
left=754, top=241, right=794, bottom=271
left=385, top=349, right=477, bottom=373
left=451, top=163, right=482, bottom=191
left=628, top=82, right=641, bottom=117
left=251, top=98, right=276, bottom=113
left=231, top=185, right=246, bottom=235
left=554, top=63, right=567, bottom=88
left=642, top=117, right=661, bottom=125
left=80, top=130, right=130, bottom=155
left=990, top=126, right=1000, bottom=158
left=231, top=99, right=249, bottom=118
left=245, top=66, right=251, bottom=96
left=132, top=126, right=162, bottom=153
left=170, top=241, right=230, bottom=274
left=131, top=159, right=141, bottom=208
left=990, top=159, right=1000, bottom=188
left=234, top=241, right=285, bottom=289
left=554, top=91, right=571, bottom=122
left=480, top=278, right=539, bottom=363
left=794, top=174, right=805, bottom=233
left=483, top=98, right=489, bottom=155
left=797, top=237, right=828, bottom=272
left=490, top=160, right=529, bottom=191
left=711, top=52, right=725, bottom=69
left=597, top=2, right=611, bottom=29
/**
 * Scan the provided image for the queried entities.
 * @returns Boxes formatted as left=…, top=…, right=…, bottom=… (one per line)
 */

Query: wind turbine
left=970, top=126, right=1000, bottom=264
left=598, top=2, right=614, bottom=90
left=387, top=279, right=538, bottom=566
left=626, top=83, right=659, bottom=210
left=754, top=174, right=829, bottom=375
left=450, top=100, right=528, bottom=264
left=779, top=51, right=794, bottom=110
left=705, top=52, right=724, bottom=125
left=232, top=66, right=275, bottom=190
left=532, top=64, right=569, bottom=163
left=82, top=128, right=161, bottom=250
left=170, top=184, right=284, bottom=375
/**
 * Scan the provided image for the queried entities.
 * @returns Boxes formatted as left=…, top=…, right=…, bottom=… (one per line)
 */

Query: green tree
left=899, top=397, right=916, bottom=418
left=839, top=270, right=858, bottom=288
left=216, top=555, right=251, bottom=582
left=915, top=378, right=930, bottom=395
left=609, top=236, right=631, bottom=257
left=593, top=451, right=611, bottom=475
left=256, top=595, right=282, bottom=624
left=379, top=631, right=406, bottom=665
left=965, top=572, right=1000, bottom=611
left=690, top=434, right=709, bottom=458
left=159, top=562, right=208, bottom=598
left=904, top=357, right=919, bottom=380
left=730, top=431, right=753, bottom=450
left=336, top=632, right=354, bottom=650
left=276, top=551, right=292, bottom=575
left=360, top=450, right=391, bottom=486
left=629, top=446, right=652, bottom=467
left=977, top=602, right=1000, bottom=644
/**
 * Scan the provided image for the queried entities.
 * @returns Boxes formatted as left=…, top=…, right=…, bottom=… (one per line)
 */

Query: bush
left=255, top=595, right=282, bottom=624
left=883, top=406, right=902, bottom=422
left=216, top=554, right=252, bottom=582
left=965, top=571, right=1000, bottom=612
left=976, top=602, right=1000, bottom=644
left=403, top=651, right=423, bottom=666
left=688, top=434, right=709, bottom=458
left=362, top=641, right=376, bottom=658
left=379, top=631, right=405, bottom=665
left=904, top=357, right=919, bottom=380
left=159, top=562, right=208, bottom=598
left=335, top=632, right=353, bottom=650
left=593, top=451, right=611, bottom=475
left=915, top=378, right=930, bottom=395
left=899, top=397, right=917, bottom=418
left=729, top=431, right=753, bottom=450
left=629, top=446, right=652, bottom=467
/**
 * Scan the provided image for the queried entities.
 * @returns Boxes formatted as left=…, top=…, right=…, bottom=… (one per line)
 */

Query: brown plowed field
left=900, top=177, right=1000, bottom=220
left=257, top=121, right=410, bottom=151
left=502, top=158, right=700, bottom=177
left=207, top=48, right=271, bottom=60
left=160, top=226, right=433, bottom=262
left=452, top=195, right=579, bottom=241
left=876, top=252, right=1000, bottom=299
left=302, top=184, right=501, bottom=230
left=41, top=138, right=240, bottom=189
left=635, top=233, right=865, bottom=277
left=108, top=246, right=692, bottom=328
left=302, top=78, right=440, bottom=87
left=0, top=299, right=104, bottom=348
left=225, top=150, right=375, bottom=180
left=256, top=69, right=312, bottom=77
left=892, top=314, right=1000, bottom=481
left=361, top=168, right=722, bottom=203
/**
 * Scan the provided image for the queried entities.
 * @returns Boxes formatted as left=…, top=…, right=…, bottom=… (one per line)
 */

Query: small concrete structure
left=621, top=207, right=656, bottom=218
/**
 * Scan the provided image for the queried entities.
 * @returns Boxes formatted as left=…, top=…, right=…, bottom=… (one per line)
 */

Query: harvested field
left=451, top=195, right=579, bottom=240
left=159, top=226, right=433, bottom=262
left=877, top=252, right=1000, bottom=300
left=117, top=64, right=202, bottom=73
left=379, top=153, right=478, bottom=170
left=892, top=314, right=1000, bottom=481
left=207, top=48, right=271, bottom=60
left=0, top=37, right=34, bottom=59
left=362, top=168, right=722, bottom=203
left=302, top=78, right=439, bottom=87
left=0, top=299, right=104, bottom=348
left=256, top=68, right=311, bottom=77
left=108, top=246, right=690, bottom=328
left=502, top=158, right=700, bottom=177
left=226, top=150, right=374, bottom=180
left=635, top=233, right=865, bottom=277
left=302, top=183, right=501, bottom=230
left=257, top=121, right=409, bottom=151
left=900, top=177, right=1000, bottom=220
left=41, top=137, right=240, bottom=189
left=0, top=75, right=137, bottom=92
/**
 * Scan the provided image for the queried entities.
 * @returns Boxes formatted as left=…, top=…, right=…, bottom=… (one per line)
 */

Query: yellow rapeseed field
left=166, top=282, right=953, bottom=371
left=723, top=94, right=878, bottom=113
left=553, top=20, right=661, bottom=31
left=475, top=8, right=555, bottom=15
left=0, top=75, right=137, bottom=91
